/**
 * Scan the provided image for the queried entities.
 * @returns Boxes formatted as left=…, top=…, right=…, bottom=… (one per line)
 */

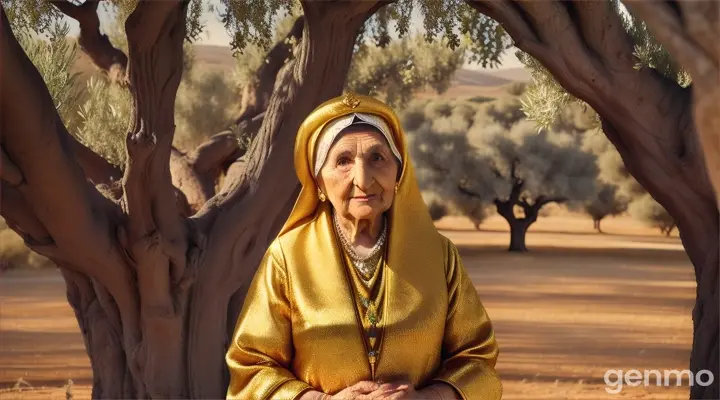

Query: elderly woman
left=226, top=94, right=501, bottom=400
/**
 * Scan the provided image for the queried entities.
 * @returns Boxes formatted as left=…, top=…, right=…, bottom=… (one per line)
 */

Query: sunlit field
left=0, top=213, right=694, bottom=399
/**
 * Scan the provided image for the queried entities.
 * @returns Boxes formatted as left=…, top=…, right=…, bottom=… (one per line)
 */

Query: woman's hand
left=315, top=380, right=382, bottom=399
left=360, top=380, right=458, bottom=399
left=358, top=380, right=436, bottom=399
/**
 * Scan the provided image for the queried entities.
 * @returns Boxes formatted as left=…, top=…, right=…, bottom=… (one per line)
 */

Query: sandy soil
left=0, top=214, right=695, bottom=399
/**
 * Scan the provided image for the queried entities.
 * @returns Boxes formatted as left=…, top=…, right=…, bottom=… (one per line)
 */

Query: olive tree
left=0, top=0, right=502, bottom=396
left=582, top=183, right=627, bottom=233
left=405, top=99, right=599, bottom=251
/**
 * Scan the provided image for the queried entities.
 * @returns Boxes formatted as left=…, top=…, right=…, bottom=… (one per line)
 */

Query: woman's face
left=317, top=126, right=400, bottom=222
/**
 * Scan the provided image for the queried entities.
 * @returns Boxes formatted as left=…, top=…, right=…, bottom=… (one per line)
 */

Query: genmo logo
left=604, top=369, right=715, bottom=394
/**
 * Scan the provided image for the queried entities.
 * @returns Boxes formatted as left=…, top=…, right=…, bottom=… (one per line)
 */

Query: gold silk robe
left=226, top=94, right=501, bottom=400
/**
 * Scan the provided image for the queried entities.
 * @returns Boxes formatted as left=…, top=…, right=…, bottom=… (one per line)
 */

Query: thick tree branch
left=69, top=138, right=123, bottom=184
left=233, top=16, right=305, bottom=126
left=49, top=0, right=128, bottom=82
left=189, top=132, right=243, bottom=174
left=0, top=5, right=124, bottom=282
left=625, top=1, right=720, bottom=209
left=0, top=183, right=52, bottom=246
left=120, top=2, right=192, bottom=395
left=0, top=144, right=23, bottom=186
left=122, top=0, right=188, bottom=273
left=533, top=195, right=567, bottom=210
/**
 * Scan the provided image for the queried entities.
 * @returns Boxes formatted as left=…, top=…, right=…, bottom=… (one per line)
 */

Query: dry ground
left=0, top=213, right=695, bottom=399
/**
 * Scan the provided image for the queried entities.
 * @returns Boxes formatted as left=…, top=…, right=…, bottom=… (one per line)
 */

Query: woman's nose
left=353, top=161, right=373, bottom=190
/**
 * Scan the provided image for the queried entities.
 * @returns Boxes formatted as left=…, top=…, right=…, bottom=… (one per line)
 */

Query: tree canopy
left=404, top=96, right=599, bottom=250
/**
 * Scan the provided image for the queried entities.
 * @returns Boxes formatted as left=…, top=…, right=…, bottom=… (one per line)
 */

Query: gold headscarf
left=280, top=93, right=439, bottom=246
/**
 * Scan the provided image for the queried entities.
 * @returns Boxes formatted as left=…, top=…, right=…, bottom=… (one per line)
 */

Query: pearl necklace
left=332, top=213, right=387, bottom=280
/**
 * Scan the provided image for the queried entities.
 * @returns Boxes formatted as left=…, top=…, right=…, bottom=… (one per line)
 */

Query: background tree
left=466, top=1, right=717, bottom=393
left=629, top=194, right=678, bottom=237
left=582, top=183, right=627, bottom=233
left=0, top=0, right=501, bottom=397
left=405, top=99, right=599, bottom=252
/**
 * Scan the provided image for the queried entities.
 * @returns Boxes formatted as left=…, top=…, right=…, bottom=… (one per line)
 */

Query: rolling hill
left=71, top=44, right=530, bottom=99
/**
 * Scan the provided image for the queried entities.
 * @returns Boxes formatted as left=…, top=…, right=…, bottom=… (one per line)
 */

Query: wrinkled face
left=317, top=126, right=400, bottom=222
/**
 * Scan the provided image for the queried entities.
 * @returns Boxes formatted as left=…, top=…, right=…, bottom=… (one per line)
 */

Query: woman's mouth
left=352, top=195, right=376, bottom=201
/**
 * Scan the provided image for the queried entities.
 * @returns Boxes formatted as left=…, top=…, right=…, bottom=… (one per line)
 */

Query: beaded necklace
left=332, top=213, right=387, bottom=283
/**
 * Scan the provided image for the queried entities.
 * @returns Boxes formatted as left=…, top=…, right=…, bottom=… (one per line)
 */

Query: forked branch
left=49, top=0, right=129, bottom=81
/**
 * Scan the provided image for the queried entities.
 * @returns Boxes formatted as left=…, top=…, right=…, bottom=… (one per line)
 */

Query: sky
left=64, top=3, right=523, bottom=71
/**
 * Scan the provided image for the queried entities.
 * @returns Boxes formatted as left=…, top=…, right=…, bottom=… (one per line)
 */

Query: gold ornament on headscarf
left=342, top=92, right=361, bottom=109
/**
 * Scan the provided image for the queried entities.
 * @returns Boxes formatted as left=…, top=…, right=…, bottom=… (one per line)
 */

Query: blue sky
left=64, top=3, right=523, bottom=71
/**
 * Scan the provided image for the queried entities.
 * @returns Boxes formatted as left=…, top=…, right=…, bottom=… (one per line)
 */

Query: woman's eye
left=371, top=153, right=385, bottom=162
left=337, top=158, right=351, bottom=166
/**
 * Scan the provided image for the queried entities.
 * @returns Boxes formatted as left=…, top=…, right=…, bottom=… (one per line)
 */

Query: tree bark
left=467, top=1, right=719, bottom=396
left=624, top=1, right=720, bottom=209
left=508, top=220, right=529, bottom=252
left=50, top=0, right=129, bottom=82
left=2, top=0, right=383, bottom=397
left=233, top=16, right=305, bottom=127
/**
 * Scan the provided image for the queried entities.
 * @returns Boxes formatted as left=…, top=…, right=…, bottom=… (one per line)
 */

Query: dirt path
left=0, top=215, right=696, bottom=399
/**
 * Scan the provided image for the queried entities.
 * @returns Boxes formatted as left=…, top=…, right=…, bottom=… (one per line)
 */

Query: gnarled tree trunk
left=0, top=0, right=382, bottom=398
left=467, top=1, right=718, bottom=397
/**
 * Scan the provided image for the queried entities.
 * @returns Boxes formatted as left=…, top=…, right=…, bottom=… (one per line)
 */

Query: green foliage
left=102, top=0, right=204, bottom=42
left=16, top=22, right=82, bottom=132
left=232, top=14, right=299, bottom=90
left=347, top=35, right=464, bottom=108
left=1, top=0, right=63, bottom=35
left=219, top=0, right=510, bottom=68
left=459, top=6, right=512, bottom=68
left=185, top=0, right=205, bottom=42
left=518, top=51, right=599, bottom=132
left=611, top=0, right=690, bottom=86
left=218, top=0, right=296, bottom=54
left=174, top=68, right=243, bottom=150
left=76, top=77, right=132, bottom=166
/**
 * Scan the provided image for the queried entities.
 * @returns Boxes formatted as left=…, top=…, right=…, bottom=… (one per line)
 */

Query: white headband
left=313, top=112, right=402, bottom=176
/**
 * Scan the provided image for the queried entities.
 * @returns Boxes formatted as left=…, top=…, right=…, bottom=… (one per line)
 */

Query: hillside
left=481, top=67, right=531, bottom=82
left=71, top=44, right=531, bottom=100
